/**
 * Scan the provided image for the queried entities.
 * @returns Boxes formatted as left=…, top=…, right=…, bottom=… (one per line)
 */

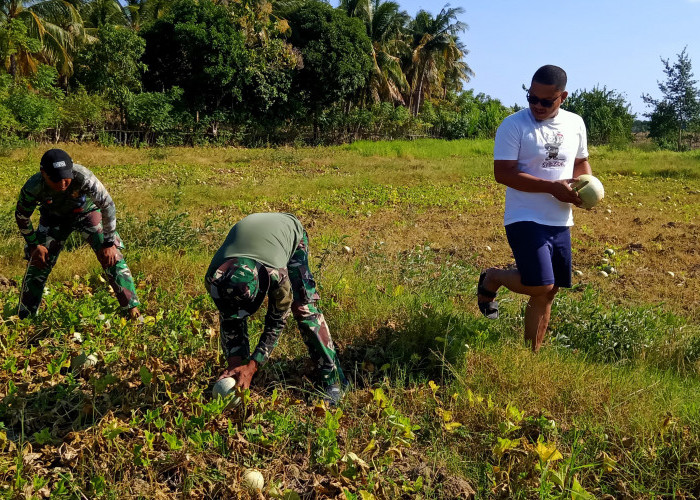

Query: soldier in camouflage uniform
left=14, top=149, right=141, bottom=319
left=205, top=212, right=347, bottom=405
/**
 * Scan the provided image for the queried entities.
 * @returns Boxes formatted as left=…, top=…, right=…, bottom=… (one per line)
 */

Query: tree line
left=0, top=0, right=697, bottom=149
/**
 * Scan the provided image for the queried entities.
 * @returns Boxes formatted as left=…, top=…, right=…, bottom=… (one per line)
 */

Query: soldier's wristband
left=102, top=240, right=115, bottom=249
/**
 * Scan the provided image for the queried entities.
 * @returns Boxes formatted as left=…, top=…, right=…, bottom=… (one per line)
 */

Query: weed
left=315, top=409, right=343, bottom=466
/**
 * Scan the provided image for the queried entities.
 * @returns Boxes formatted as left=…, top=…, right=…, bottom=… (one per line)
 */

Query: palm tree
left=0, top=0, right=87, bottom=80
left=123, top=0, right=174, bottom=30
left=339, top=0, right=410, bottom=104
left=405, top=5, right=472, bottom=115
left=81, top=0, right=130, bottom=29
left=269, top=0, right=307, bottom=18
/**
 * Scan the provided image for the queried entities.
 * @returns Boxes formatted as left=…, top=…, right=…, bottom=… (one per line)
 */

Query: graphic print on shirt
left=542, top=132, right=565, bottom=169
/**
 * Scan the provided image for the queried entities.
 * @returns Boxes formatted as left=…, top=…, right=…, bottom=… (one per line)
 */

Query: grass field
left=0, top=141, right=699, bottom=499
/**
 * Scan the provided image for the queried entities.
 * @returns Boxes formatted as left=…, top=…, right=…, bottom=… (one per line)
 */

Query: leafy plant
left=315, top=409, right=343, bottom=466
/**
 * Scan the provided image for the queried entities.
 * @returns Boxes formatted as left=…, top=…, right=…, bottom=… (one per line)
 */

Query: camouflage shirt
left=15, top=164, right=117, bottom=246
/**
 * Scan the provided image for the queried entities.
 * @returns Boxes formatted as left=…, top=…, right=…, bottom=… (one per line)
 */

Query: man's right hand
left=30, top=245, right=49, bottom=269
left=550, top=179, right=582, bottom=206
left=217, top=356, right=246, bottom=382
left=218, top=360, right=259, bottom=390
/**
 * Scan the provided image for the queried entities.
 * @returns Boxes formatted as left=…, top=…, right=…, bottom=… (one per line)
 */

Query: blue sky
left=366, top=0, right=700, bottom=117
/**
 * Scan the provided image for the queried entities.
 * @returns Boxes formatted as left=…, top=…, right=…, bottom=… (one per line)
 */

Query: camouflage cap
left=209, top=257, right=270, bottom=318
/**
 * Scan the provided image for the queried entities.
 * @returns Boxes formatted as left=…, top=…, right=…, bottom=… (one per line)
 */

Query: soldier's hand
left=99, top=246, right=119, bottom=267
left=222, top=360, right=258, bottom=390
left=30, top=245, right=49, bottom=269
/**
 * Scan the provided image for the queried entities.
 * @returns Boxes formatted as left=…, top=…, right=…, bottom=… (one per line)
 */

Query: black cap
left=40, top=149, right=74, bottom=182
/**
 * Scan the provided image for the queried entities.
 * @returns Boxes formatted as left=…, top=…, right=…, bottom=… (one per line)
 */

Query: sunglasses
left=526, top=91, right=562, bottom=108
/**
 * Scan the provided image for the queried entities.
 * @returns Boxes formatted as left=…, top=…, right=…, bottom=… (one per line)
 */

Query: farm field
left=0, top=140, right=699, bottom=499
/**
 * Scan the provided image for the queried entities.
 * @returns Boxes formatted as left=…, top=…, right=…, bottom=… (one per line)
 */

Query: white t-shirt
left=493, top=108, right=588, bottom=227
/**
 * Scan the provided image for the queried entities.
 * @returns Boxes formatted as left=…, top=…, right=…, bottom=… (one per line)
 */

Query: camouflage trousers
left=19, top=210, right=140, bottom=318
left=219, top=233, right=346, bottom=386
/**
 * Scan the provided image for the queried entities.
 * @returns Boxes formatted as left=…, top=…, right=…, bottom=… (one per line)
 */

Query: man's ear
left=560, top=90, right=569, bottom=103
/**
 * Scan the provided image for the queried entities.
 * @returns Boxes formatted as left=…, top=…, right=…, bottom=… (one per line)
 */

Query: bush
left=126, top=88, right=184, bottom=133
left=120, top=210, right=202, bottom=250
left=0, top=101, right=19, bottom=137
left=59, top=89, right=109, bottom=136
left=5, top=86, right=60, bottom=136
left=563, top=86, right=634, bottom=147
left=420, top=91, right=511, bottom=139
left=0, top=66, right=63, bottom=138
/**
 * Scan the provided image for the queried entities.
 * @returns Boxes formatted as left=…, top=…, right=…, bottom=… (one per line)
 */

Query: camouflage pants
left=19, top=210, right=140, bottom=317
left=219, top=233, right=345, bottom=385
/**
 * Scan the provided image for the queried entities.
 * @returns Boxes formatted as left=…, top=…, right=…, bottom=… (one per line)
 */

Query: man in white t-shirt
left=477, top=65, right=592, bottom=352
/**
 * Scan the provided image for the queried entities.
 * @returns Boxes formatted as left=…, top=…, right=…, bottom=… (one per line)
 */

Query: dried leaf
left=362, top=438, right=376, bottom=455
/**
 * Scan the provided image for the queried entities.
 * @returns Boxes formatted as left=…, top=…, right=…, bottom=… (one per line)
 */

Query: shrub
left=5, top=86, right=60, bottom=136
left=420, top=91, right=511, bottom=139
left=126, top=88, right=184, bottom=133
left=59, top=89, right=109, bottom=135
left=563, top=86, right=634, bottom=147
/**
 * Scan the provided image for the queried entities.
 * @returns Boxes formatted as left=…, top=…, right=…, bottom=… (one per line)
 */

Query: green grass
left=0, top=140, right=699, bottom=498
left=345, top=138, right=495, bottom=159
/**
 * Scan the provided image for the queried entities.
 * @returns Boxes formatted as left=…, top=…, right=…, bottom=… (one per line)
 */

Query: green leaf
left=92, top=373, right=118, bottom=394
left=139, top=365, right=153, bottom=386
left=547, top=468, right=565, bottom=488
left=492, top=437, right=519, bottom=457
left=467, top=389, right=483, bottom=406
left=103, top=421, right=129, bottom=441
left=132, top=444, right=151, bottom=466
left=570, top=477, right=595, bottom=499
left=33, top=427, right=55, bottom=445
left=498, top=420, right=521, bottom=435
left=372, top=387, right=389, bottom=408
left=428, top=380, right=439, bottom=395
left=144, top=430, right=155, bottom=450
left=505, top=402, right=524, bottom=423
left=162, top=432, right=183, bottom=450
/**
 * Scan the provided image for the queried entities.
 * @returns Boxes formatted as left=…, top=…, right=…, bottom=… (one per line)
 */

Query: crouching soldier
left=205, top=212, right=347, bottom=405
left=15, top=148, right=141, bottom=319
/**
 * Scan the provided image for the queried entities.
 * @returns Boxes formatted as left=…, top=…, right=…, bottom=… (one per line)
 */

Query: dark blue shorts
left=505, top=221, right=572, bottom=288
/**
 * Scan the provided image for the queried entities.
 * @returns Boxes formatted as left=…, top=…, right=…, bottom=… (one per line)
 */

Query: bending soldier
left=205, top=212, right=347, bottom=405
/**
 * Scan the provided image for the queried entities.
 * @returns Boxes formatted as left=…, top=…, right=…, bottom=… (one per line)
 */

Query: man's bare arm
left=494, top=160, right=582, bottom=205
left=573, top=157, right=592, bottom=178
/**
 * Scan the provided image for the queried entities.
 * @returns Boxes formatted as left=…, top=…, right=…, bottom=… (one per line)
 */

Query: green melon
left=573, top=174, right=604, bottom=209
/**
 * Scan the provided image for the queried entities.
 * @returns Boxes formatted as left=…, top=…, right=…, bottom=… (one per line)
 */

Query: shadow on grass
left=337, top=299, right=512, bottom=388
left=241, top=297, right=514, bottom=402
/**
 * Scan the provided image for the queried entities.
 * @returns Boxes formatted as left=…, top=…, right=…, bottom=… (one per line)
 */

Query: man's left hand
left=551, top=179, right=583, bottom=206
left=99, top=246, right=119, bottom=267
